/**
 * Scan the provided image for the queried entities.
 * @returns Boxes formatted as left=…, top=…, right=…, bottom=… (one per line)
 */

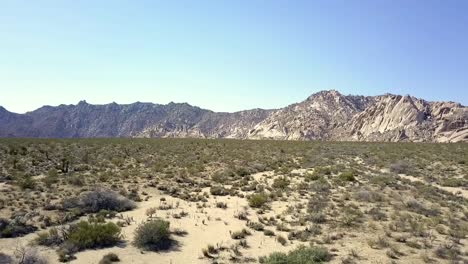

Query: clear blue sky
left=1, top=0, right=467, bottom=113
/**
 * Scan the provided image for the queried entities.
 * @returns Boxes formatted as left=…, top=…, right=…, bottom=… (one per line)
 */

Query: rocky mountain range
left=0, top=90, right=466, bottom=142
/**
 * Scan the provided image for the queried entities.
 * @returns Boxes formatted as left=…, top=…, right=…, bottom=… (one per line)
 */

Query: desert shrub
left=248, top=193, right=269, bottom=208
left=405, top=240, right=422, bottom=249
left=389, top=160, right=410, bottom=174
left=288, top=228, right=318, bottom=242
left=172, top=228, right=188, bottom=237
left=434, top=244, right=461, bottom=260
left=62, top=189, right=135, bottom=213
left=67, top=221, right=122, bottom=250
left=354, top=190, right=383, bottom=203
left=404, top=199, right=440, bottom=217
left=368, top=236, right=390, bottom=249
left=264, top=229, right=275, bottom=236
left=369, top=174, right=398, bottom=188
left=67, top=174, right=85, bottom=186
left=340, top=207, right=363, bottom=227
left=13, top=246, right=49, bottom=264
left=276, top=235, right=287, bottom=246
left=259, top=245, right=331, bottom=264
left=16, top=175, right=36, bottom=190
left=43, top=169, right=59, bottom=187
left=247, top=221, right=264, bottom=231
left=272, top=177, right=290, bottom=190
left=305, top=171, right=321, bottom=181
left=338, top=170, right=356, bottom=182
left=210, top=186, right=229, bottom=196
left=440, top=177, right=467, bottom=187
left=99, top=253, right=120, bottom=264
left=146, top=207, right=157, bottom=218
left=35, top=228, right=64, bottom=246
left=231, top=228, right=251, bottom=239
left=368, top=207, right=387, bottom=221
left=56, top=241, right=78, bottom=262
left=308, top=194, right=329, bottom=213
left=212, top=169, right=234, bottom=183
left=215, top=201, right=228, bottom=209
left=133, top=219, right=172, bottom=251
left=309, top=178, right=331, bottom=193
left=0, top=218, right=37, bottom=238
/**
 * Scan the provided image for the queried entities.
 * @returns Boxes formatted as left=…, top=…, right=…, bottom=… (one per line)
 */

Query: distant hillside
left=1, top=90, right=466, bottom=142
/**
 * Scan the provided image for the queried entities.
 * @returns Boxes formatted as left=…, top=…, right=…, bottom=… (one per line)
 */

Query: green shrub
left=338, top=170, right=356, bottom=182
left=259, top=245, right=331, bottom=264
left=99, top=253, right=120, bottom=264
left=210, top=186, right=229, bottom=196
left=440, top=178, right=466, bottom=187
left=17, top=175, right=36, bottom=190
left=67, top=221, right=122, bottom=250
left=248, top=193, right=269, bottom=208
left=133, top=219, right=172, bottom=251
left=272, top=177, right=290, bottom=190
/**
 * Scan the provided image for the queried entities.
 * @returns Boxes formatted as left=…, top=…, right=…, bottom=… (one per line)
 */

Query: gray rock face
left=0, top=90, right=466, bottom=142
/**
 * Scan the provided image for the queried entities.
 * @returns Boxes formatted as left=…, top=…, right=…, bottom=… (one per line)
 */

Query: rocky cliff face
left=248, top=90, right=375, bottom=140
left=0, top=90, right=466, bottom=142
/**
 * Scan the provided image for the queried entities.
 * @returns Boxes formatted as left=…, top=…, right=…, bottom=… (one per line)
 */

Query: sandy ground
left=0, top=169, right=464, bottom=264
left=0, top=184, right=302, bottom=264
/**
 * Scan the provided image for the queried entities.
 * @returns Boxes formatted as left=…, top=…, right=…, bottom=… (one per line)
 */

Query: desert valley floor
left=0, top=139, right=466, bottom=264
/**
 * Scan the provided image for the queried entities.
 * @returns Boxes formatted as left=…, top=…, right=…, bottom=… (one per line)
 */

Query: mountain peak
left=306, top=90, right=344, bottom=101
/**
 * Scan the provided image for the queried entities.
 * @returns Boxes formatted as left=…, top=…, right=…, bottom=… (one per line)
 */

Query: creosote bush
left=259, top=245, right=331, bottom=264
left=248, top=193, right=269, bottom=208
left=133, top=219, right=172, bottom=251
left=67, top=221, right=122, bottom=250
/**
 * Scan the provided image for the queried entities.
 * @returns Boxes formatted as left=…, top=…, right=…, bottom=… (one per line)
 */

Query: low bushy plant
left=67, top=221, right=122, bottom=250
left=248, top=193, right=269, bottom=208
left=133, top=219, right=172, bottom=251
left=259, top=245, right=331, bottom=264
left=62, top=189, right=136, bottom=213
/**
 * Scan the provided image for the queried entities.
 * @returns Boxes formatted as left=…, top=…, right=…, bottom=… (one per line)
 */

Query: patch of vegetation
left=210, top=186, right=229, bottom=196
left=338, top=170, right=357, bottom=182
left=99, top=253, right=120, bottom=264
left=133, top=219, right=173, bottom=251
left=259, top=245, right=331, bottom=264
left=248, top=193, right=269, bottom=208
left=0, top=218, right=37, bottom=238
left=272, top=177, right=290, bottom=190
left=231, top=228, right=251, bottom=239
left=67, top=221, right=122, bottom=250
left=62, top=189, right=136, bottom=214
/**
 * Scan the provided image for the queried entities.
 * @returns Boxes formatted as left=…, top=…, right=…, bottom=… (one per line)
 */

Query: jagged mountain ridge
left=0, top=90, right=466, bottom=142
